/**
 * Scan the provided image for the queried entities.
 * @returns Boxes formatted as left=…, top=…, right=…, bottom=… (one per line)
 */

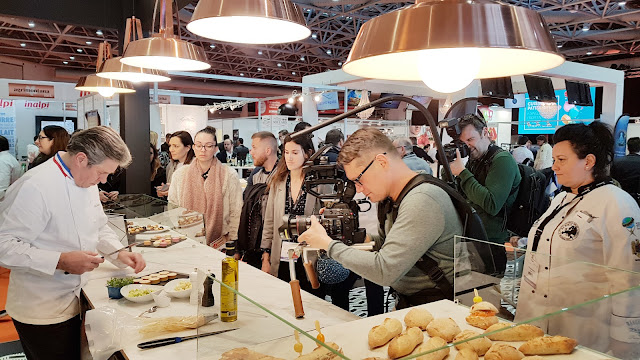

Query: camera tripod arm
left=291, top=95, right=453, bottom=181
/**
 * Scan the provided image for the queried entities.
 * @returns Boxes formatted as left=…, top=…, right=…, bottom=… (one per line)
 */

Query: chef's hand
left=298, top=215, right=332, bottom=251
left=99, top=191, right=110, bottom=203
left=261, top=252, right=271, bottom=274
left=107, top=191, right=119, bottom=201
left=117, top=252, right=146, bottom=273
left=57, top=251, right=104, bottom=274
left=449, top=149, right=466, bottom=177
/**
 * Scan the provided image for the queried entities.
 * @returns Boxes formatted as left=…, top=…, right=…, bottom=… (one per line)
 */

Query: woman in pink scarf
left=168, top=127, right=242, bottom=249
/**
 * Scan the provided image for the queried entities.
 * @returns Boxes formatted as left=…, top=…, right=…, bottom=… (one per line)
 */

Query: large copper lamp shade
left=75, top=75, right=135, bottom=97
left=98, top=57, right=171, bottom=82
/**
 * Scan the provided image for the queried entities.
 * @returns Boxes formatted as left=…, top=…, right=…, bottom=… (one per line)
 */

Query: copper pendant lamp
left=121, top=0, right=210, bottom=71
left=343, top=0, right=565, bottom=93
left=187, top=0, right=310, bottom=44
left=98, top=17, right=171, bottom=82
left=75, top=42, right=135, bottom=97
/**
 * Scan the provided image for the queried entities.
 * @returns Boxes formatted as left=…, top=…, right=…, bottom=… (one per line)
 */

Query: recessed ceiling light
left=96, top=30, right=103, bottom=36
left=326, top=50, right=332, bottom=55
left=27, top=21, right=35, bottom=28
left=209, top=44, right=215, bottom=48
left=63, top=61, right=69, bottom=64
left=338, top=61, right=343, bottom=66
left=619, top=1, right=626, bottom=5
left=557, top=44, right=563, bottom=48
left=586, top=51, right=593, bottom=55
left=70, top=56, right=75, bottom=60
left=257, top=67, right=262, bottom=71
left=277, top=63, right=282, bottom=67
left=240, top=73, right=244, bottom=76
left=582, top=24, right=590, bottom=31
left=311, top=33, right=317, bottom=39
left=258, top=50, right=263, bottom=55
left=300, top=56, right=305, bottom=61
left=20, top=43, right=26, bottom=47
left=86, top=41, right=92, bottom=45
left=77, top=49, right=83, bottom=53
left=292, top=71, right=296, bottom=75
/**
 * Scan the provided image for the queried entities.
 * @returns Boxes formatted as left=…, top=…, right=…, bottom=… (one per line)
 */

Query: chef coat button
left=544, top=295, right=548, bottom=298
left=532, top=290, right=535, bottom=293
left=544, top=266, right=548, bottom=270
left=546, top=238, right=550, bottom=241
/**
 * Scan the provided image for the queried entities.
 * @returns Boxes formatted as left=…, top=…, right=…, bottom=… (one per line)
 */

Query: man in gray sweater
left=299, top=128, right=462, bottom=308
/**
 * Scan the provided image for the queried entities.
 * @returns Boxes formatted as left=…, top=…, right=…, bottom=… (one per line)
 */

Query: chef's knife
left=137, top=328, right=238, bottom=349
left=101, top=242, right=140, bottom=258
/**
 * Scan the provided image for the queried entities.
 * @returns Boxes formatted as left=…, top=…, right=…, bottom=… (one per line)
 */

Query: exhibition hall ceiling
left=1, top=0, right=640, bottom=83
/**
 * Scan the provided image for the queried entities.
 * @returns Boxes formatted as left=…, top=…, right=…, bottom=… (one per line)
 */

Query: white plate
left=164, top=279, right=193, bottom=298
left=120, top=284, right=163, bottom=303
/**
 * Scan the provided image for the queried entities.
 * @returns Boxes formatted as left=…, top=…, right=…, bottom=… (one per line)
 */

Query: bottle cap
left=225, top=241, right=236, bottom=256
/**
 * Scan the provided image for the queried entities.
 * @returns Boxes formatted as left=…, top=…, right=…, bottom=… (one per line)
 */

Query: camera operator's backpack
left=238, top=182, right=268, bottom=257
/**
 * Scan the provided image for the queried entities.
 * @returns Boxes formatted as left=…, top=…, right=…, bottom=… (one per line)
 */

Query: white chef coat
left=0, top=150, right=20, bottom=200
left=0, top=153, right=125, bottom=325
left=516, top=183, right=640, bottom=353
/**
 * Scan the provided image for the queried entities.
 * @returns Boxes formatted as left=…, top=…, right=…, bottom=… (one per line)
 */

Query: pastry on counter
left=465, top=301, right=499, bottom=329
left=484, top=343, right=525, bottom=360
left=220, top=347, right=284, bottom=360
left=455, top=348, right=479, bottom=360
left=426, top=318, right=461, bottom=342
left=414, top=336, right=449, bottom=360
left=388, top=327, right=424, bottom=359
left=522, top=357, right=544, bottom=360
left=484, top=323, right=544, bottom=341
left=296, top=342, right=342, bottom=360
left=368, top=318, right=403, bottom=348
left=404, top=308, right=434, bottom=330
left=519, top=336, right=578, bottom=355
left=453, top=330, right=492, bottom=356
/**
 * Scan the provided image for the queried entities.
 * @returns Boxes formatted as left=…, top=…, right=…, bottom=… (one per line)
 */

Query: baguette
left=296, top=342, right=342, bottom=360
left=415, top=336, right=450, bottom=360
left=455, top=348, right=479, bottom=360
left=388, top=327, right=424, bottom=359
left=426, top=318, right=462, bottom=342
left=404, top=308, right=434, bottom=330
left=368, top=318, right=403, bottom=348
left=484, top=323, right=544, bottom=341
left=518, top=336, right=578, bottom=355
left=453, top=330, right=492, bottom=356
left=484, top=344, right=525, bottom=360
left=220, top=347, right=285, bottom=360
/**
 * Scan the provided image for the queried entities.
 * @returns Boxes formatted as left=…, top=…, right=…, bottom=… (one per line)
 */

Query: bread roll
left=388, top=327, right=424, bottom=359
left=453, top=330, right=492, bottom=356
left=296, top=342, right=342, bottom=360
left=523, top=357, right=545, bottom=360
left=466, top=301, right=499, bottom=329
left=470, top=301, right=498, bottom=313
left=220, top=347, right=285, bottom=360
left=484, top=323, right=544, bottom=341
left=415, top=336, right=449, bottom=360
left=368, top=318, right=403, bottom=348
left=455, top=348, right=479, bottom=360
left=426, top=318, right=461, bottom=342
left=465, top=314, right=499, bottom=330
left=404, top=308, right=434, bottom=330
left=518, top=336, right=578, bottom=355
left=484, top=344, right=525, bottom=360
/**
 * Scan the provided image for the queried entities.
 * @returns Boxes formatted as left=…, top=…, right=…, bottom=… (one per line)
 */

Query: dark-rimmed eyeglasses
left=353, top=152, right=386, bottom=186
left=38, top=135, right=51, bottom=141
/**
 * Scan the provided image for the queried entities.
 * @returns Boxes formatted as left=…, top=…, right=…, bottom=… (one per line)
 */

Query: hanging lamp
left=121, top=0, right=210, bottom=71
left=342, top=0, right=564, bottom=93
left=98, top=17, right=171, bottom=82
left=187, top=0, right=310, bottom=44
left=75, top=42, right=135, bottom=97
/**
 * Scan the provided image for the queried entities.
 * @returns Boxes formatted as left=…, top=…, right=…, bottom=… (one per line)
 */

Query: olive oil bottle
left=221, top=241, right=238, bottom=322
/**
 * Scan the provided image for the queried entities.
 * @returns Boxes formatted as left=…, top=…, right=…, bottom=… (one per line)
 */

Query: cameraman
left=298, top=128, right=462, bottom=308
left=449, top=114, right=521, bottom=274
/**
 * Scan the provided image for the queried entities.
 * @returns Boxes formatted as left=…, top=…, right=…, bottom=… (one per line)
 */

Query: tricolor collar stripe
left=53, top=153, right=73, bottom=179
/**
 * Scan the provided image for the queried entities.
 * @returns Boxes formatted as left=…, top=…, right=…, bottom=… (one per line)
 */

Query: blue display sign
left=518, top=87, right=596, bottom=134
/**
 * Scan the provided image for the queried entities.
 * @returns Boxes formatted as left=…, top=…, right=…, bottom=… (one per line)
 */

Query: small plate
left=121, top=284, right=163, bottom=303
left=164, top=279, right=193, bottom=298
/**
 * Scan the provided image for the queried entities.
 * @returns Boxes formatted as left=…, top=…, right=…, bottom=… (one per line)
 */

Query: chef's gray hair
left=67, top=126, right=132, bottom=167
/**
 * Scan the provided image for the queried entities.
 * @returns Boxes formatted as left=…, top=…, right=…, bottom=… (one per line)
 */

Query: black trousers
left=13, top=315, right=81, bottom=360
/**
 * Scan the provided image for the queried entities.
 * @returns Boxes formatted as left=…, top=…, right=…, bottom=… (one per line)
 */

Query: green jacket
left=458, top=148, right=521, bottom=244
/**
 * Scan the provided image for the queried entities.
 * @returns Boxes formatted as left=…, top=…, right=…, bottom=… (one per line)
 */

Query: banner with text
left=0, top=100, right=17, bottom=155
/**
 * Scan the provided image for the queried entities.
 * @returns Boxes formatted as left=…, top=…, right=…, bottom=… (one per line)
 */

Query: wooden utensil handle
left=290, top=280, right=305, bottom=318
left=303, top=261, right=320, bottom=289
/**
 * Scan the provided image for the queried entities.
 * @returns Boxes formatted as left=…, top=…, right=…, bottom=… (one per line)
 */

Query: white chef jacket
left=0, top=153, right=125, bottom=325
left=516, top=183, right=640, bottom=353
left=0, top=150, right=20, bottom=200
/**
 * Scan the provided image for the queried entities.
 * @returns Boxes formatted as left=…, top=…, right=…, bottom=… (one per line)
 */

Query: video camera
left=437, top=117, right=470, bottom=163
left=279, top=145, right=368, bottom=246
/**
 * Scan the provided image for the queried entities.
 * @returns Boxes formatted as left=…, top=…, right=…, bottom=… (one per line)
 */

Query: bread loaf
left=426, top=318, right=462, bottom=342
left=415, top=336, right=449, bottom=360
left=484, top=323, right=544, bottom=341
left=518, top=336, right=578, bottom=355
left=296, top=342, right=342, bottom=360
left=404, top=308, right=434, bottom=330
left=220, top=347, right=285, bottom=360
left=388, top=327, right=424, bottom=359
left=368, top=318, right=403, bottom=348
left=484, top=343, right=525, bottom=360
left=454, top=348, right=479, bottom=360
left=453, top=330, right=492, bottom=356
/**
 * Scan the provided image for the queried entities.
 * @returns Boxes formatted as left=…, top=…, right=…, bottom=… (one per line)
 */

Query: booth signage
left=257, top=99, right=288, bottom=116
left=65, top=102, right=78, bottom=111
left=24, top=101, right=51, bottom=109
left=0, top=99, right=17, bottom=155
left=9, top=83, right=55, bottom=98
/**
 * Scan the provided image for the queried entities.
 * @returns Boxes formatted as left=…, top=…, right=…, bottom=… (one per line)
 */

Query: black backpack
left=237, top=182, right=268, bottom=254
left=506, top=164, right=552, bottom=237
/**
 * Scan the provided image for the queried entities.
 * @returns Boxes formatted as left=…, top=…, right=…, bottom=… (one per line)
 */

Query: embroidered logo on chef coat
left=559, top=221, right=579, bottom=241
left=623, top=217, right=636, bottom=235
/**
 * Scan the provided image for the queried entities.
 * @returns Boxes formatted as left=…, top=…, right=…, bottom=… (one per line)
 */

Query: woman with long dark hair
left=157, top=131, right=194, bottom=197
left=29, top=125, right=70, bottom=169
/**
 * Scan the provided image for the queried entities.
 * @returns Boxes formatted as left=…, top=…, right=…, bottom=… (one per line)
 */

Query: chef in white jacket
left=0, top=126, right=145, bottom=360
left=516, top=122, right=640, bottom=358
